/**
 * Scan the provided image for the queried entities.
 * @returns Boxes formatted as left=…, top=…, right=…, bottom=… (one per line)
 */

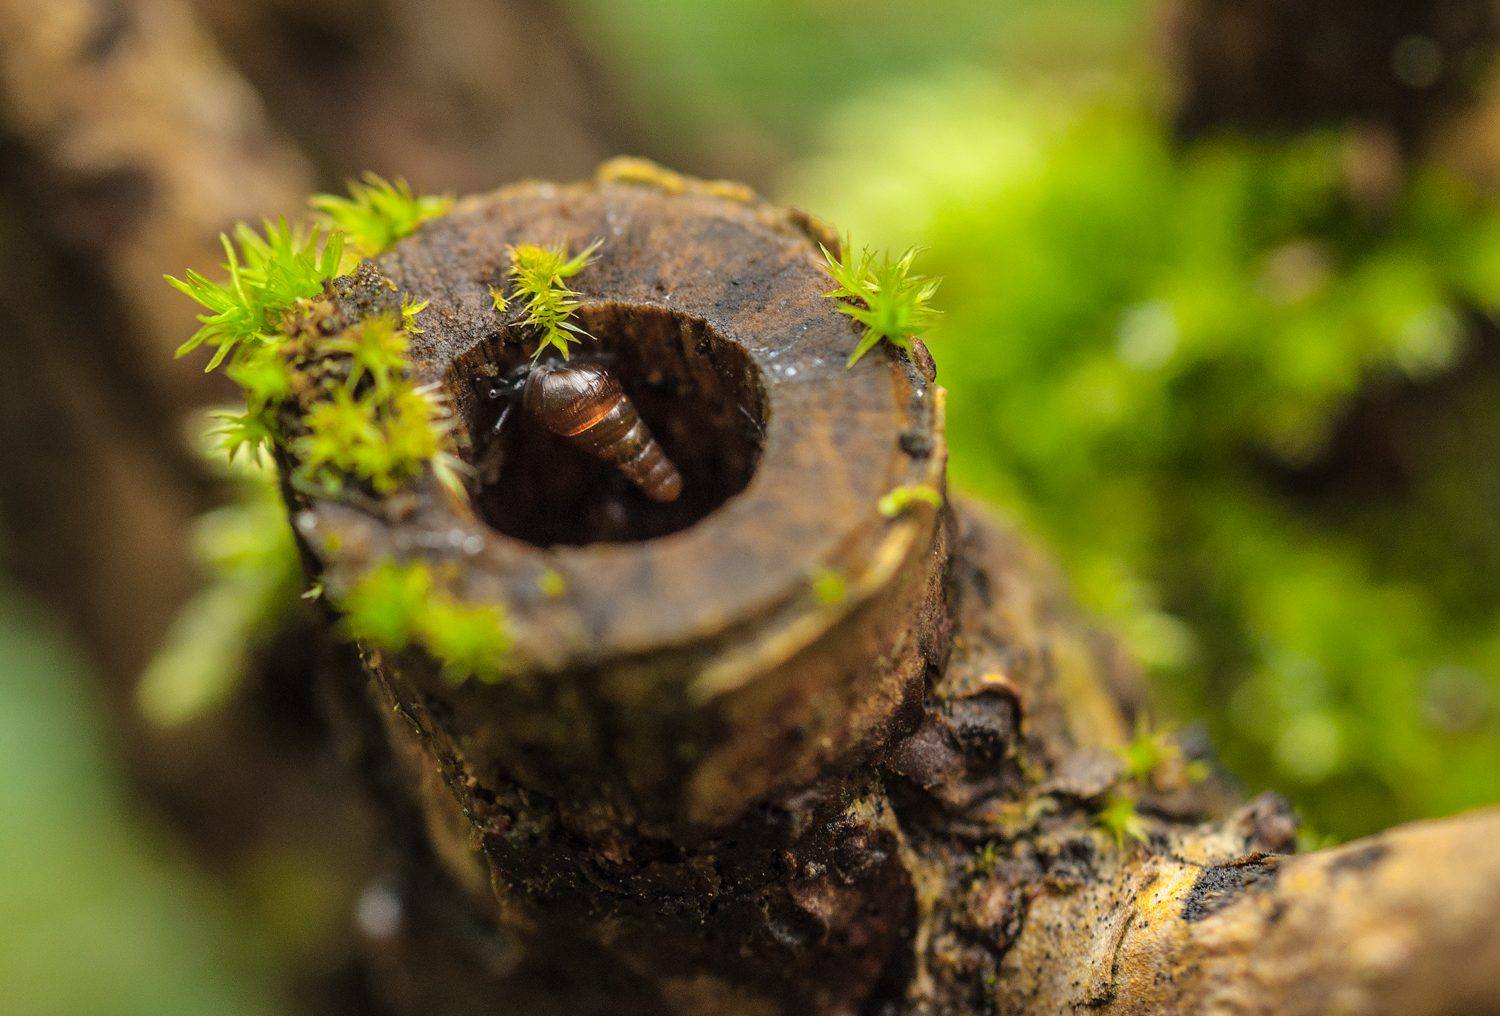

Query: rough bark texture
left=285, top=163, right=1500, bottom=1016
left=1008, top=806, right=1500, bottom=1015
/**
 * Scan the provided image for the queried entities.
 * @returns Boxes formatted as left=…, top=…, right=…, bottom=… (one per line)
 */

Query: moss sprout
left=1095, top=791, right=1149, bottom=847
left=820, top=237, right=941, bottom=367
left=537, top=569, right=567, bottom=598
left=494, top=239, right=603, bottom=359
left=1115, top=716, right=1182, bottom=781
left=811, top=567, right=848, bottom=605
left=310, top=172, right=453, bottom=263
left=877, top=484, right=944, bottom=517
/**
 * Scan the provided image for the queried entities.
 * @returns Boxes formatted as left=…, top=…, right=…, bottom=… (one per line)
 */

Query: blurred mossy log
left=187, top=0, right=639, bottom=195
left=282, top=161, right=1500, bottom=1015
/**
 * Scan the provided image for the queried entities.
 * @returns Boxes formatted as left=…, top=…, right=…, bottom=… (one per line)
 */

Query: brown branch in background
left=187, top=0, right=640, bottom=194
left=0, top=7, right=373, bottom=1010
left=0, top=0, right=313, bottom=403
left=1005, top=805, right=1500, bottom=1016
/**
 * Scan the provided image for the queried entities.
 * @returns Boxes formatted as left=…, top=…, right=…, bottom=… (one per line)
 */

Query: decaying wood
left=286, top=162, right=1500, bottom=1015
left=1006, top=805, right=1500, bottom=1016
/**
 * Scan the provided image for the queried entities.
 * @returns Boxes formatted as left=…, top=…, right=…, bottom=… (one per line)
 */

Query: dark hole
left=446, top=303, right=764, bottom=547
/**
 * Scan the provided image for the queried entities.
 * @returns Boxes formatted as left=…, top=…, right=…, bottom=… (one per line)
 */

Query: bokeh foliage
left=0, top=582, right=284, bottom=1016
left=787, top=74, right=1500, bottom=840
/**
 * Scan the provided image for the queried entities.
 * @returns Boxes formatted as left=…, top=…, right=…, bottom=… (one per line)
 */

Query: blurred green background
left=4, top=0, right=1500, bottom=1011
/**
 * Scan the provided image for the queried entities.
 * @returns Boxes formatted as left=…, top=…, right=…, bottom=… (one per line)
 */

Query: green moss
left=789, top=74, right=1500, bottom=839
left=811, top=567, right=848, bottom=605
left=337, top=559, right=429, bottom=649
left=164, top=177, right=499, bottom=691
left=309, top=172, right=453, bottom=262
left=286, top=315, right=461, bottom=497
left=420, top=597, right=511, bottom=684
left=878, top=483, right=944, bottom=517
left=339, top=560, right=511, bottom=685
left=1095, top=791, right=1147, bottom=847
left=1114, top=716, right=1182, bottom=781
left=168, top=178, right=467, bottom=499
left=821, top=237, right=941, bottom=366
left=138, top=431, right=302, bottom=727
left=496, top=239, right=603, bottom=359
left=167, top=219, right=344, bottom=372
left=537, top=569, right=568, bottom=598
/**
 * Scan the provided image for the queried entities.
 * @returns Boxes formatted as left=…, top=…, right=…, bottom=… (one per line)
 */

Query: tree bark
left=286, top=161, right=1500, bottom=1015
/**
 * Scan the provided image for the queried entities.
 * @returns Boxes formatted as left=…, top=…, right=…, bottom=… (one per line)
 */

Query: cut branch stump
left=289, top=161, right=1500, bottom=1016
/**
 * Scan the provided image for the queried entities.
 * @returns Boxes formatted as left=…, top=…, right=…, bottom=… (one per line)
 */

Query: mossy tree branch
left=271, top=162, right=1500, bottom=1016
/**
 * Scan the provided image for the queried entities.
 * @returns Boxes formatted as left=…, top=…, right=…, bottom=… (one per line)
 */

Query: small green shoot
left=1115, top=716, right=1178, bottom=780
left=338, top=558, right=432, bottom=649
left=538, top=569, right=567, bottom=598
left=310, top=172, right=453, bottom=262
left=820, top=237, right=941, bottom=367
left=401, top=294, right=429, bottom=332
left=811, top=567, right=848, bottom=605
left=421, top=597, right=512, bottom=684
left=1114, top=715, right=1209, bottom=785
left=503, top=239, right=603, bottom=359
left=974, top=841, right=1002, bottom=875
left=339, top=559, right=511, bottom=685
left=878, top=484, right=944, bottom=517
left=1096, top=791, right=1149, bottom=847
left=1093, top=718, right=1208, bottom=848
left=326, top=313, right=407, bottom=397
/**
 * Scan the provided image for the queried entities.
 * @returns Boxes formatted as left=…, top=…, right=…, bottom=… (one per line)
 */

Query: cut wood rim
left=300, top=160, right=947, bottom=682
